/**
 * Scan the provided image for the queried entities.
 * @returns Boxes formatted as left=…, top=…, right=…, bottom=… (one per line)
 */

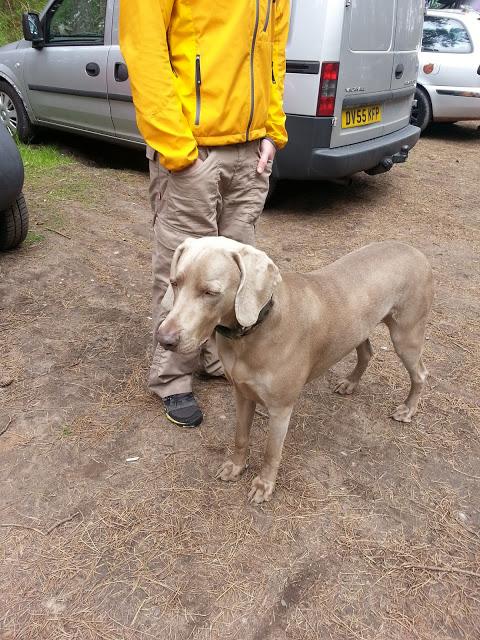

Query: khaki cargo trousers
left=147, top=140, right=272, bottom=398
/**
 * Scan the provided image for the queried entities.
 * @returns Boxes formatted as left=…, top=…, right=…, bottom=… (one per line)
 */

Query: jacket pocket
left=263, top=0, right=272, bottom=32
left=195, top=55, right=202, bottom=126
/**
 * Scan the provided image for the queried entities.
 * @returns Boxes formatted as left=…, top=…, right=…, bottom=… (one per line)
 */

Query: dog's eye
left=205, top=290, right=220, bottom=297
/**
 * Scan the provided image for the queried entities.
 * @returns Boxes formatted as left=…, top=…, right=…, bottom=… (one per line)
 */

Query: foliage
left=0, top=0, right=46, bottom=46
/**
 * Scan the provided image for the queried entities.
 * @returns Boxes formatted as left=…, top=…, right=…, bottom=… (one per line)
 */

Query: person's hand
left=175, top=158, right=203, bottom=175
left=257, top=138, right=276, bottom=174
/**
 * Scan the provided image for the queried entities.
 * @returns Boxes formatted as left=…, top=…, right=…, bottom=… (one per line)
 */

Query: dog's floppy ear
left=233, top=246, right=281, bottom=328
left=161, top=284, right=175, bottom=312
left=170, top=238, right=191, bottom=282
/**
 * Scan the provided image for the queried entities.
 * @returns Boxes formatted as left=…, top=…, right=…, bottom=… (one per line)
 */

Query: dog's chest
left=218, top=342, right=268, bottom=403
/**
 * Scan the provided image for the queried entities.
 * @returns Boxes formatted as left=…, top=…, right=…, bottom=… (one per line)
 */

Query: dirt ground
left=1, top=122, right=479, bottom=640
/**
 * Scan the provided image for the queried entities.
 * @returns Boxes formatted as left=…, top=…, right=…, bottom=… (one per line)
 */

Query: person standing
left=120, top=0, right=290, bottom=427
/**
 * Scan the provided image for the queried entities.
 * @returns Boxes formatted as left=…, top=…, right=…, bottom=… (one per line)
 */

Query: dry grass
left=1, top=123, right=479, bottom=639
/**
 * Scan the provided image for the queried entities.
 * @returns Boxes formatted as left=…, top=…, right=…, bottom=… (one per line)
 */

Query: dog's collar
left=215, top=298, right=274, bottom=340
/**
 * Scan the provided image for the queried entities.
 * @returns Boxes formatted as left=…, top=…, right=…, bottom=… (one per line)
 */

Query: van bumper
left=275, top=115, right=420, bottom=180
left=311, top=124, right=420, bottom=178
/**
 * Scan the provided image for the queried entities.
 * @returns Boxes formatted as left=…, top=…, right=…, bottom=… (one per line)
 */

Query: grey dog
left=158, top=238, right=434, bottom=503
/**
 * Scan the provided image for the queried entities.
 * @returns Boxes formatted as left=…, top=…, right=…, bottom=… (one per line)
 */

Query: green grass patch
left=0, top=0, right=46, bottom=46
left=48, top=177, right=92, bottom=204
left=43, top=210, right=65, bottom=231
left=18, top=142, right=73, bottom=173
left=23, top=230, right=45, bottom=246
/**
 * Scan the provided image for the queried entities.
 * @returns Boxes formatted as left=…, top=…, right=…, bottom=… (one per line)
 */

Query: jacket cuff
left=263, top=136, right=278, bottom=151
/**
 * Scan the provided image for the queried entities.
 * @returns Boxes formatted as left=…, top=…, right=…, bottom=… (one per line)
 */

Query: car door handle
left=114, top=62, right=129, bottom=82
left=86, top=62, right=100, bottom=77
left=395, top=63, right=404, bottom=79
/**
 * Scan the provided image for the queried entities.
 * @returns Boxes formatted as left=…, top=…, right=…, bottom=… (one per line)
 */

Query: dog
left=158, top=237, right=433, bottom=503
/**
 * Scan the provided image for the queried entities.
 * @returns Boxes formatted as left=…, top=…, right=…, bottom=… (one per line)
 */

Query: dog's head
left=157, top=237, right=282, bottom=354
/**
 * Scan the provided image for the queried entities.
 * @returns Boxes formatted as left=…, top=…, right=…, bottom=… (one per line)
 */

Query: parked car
left=412, top=8, right=480, bottom=131
left=0, top=122, right=29, bottom=250
left=0, top=0, right=424, bottom=185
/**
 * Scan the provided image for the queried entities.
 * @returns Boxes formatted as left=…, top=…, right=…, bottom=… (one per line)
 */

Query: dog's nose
left=158, top=330, right=180, bottom=350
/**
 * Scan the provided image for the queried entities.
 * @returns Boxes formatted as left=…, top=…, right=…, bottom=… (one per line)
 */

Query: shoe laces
left=165, top=393, right=195, bottom=408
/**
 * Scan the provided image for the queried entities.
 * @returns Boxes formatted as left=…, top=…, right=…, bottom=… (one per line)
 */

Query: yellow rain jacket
left=119, top=0, right=290, bottom=171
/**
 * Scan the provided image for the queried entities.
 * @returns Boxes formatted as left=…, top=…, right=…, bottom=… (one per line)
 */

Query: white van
left=0, top=0, right=424, bottom=182
left=276, top=0, right=425, bottom=181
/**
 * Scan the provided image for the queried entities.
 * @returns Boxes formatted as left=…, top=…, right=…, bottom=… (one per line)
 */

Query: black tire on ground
left=0, top=193, right=29, bottom=250
left=0, top=80, right=36, bottom=143
left=410, top=87, right=432, bottom=133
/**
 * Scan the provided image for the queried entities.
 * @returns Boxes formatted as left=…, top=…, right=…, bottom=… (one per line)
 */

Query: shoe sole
left=165, top=411, right=203, bottom=428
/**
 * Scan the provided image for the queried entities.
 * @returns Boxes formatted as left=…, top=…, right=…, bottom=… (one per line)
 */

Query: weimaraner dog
left=158, top=237, right=433, bottom=503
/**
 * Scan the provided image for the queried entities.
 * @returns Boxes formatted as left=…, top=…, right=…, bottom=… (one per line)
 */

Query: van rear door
left=330, top=0, right=423, bottom=149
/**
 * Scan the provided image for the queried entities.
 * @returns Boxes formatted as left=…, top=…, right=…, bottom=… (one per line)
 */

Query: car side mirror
left=22, top=12, right=44, bottom=49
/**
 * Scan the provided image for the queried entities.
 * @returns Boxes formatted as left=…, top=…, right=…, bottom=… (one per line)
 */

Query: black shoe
left=163, top=393, right=203, bottom=428
left=195, top=370, right=227, bottom=381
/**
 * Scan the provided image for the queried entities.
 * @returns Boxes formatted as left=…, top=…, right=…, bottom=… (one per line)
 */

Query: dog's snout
left=158, top=329, right=180, bottom=350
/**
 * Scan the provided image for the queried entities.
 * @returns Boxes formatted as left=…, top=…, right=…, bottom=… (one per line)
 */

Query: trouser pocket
left=162, top=148, right=219, bottom=235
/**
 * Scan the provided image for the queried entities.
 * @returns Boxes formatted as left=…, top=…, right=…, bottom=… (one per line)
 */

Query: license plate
left=342, top=104, right=382, bottom=129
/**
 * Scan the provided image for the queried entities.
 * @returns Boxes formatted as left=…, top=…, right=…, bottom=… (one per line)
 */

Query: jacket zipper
left=195, top=54, right=202, bottom=126
left=263, top=0, right=272, bottom=31
left=246, top=0, right=260, bottom=141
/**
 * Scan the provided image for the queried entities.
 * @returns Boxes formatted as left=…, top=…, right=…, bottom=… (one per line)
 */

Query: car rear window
left=422, top=16, right=473, bottom=53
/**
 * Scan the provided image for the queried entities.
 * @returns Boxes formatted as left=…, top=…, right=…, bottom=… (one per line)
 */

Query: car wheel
left=0, top=193, right=29, bottom=251
left=410, top=87, right=432, bottom=133
left=0, top=81, right=36, bottom=143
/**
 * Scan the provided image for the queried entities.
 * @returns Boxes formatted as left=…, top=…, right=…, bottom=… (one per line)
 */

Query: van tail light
left=317, top=62, right=339, bottom=117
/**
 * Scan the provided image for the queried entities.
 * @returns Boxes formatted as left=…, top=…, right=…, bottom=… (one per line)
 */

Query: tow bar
left=365, top=145, right=410, bottom=176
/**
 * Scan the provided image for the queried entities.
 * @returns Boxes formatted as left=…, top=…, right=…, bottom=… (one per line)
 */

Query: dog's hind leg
left=335, top=339, right=374, bottom=396
left=387, top=318, right=428, bottom=423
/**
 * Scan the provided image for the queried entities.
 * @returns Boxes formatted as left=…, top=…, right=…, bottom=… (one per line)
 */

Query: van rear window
left=422, top=17, right=473, bottom=53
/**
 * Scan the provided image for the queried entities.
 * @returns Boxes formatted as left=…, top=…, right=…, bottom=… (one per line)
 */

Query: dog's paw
left=248, top=476, right=275, bottom=504
left=334, top=378, right=358, bottom=395
left=391, top=403, right=414, bottom=423
left=216, top=460, right=246, bottom=482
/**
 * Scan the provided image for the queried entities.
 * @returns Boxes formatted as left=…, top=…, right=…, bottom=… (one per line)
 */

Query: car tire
left=410, top=87, right=432, bottom=133
left=0, top=80, right=36, bottom=143
left=0, top=193, right=29, bottom=251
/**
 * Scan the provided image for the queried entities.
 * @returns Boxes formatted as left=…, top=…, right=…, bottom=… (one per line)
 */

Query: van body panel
left=349, top=0, right=395, bottom=52
left=330, top=0, right=423, bottom=149
left=284, top=0, right=343, bottom=116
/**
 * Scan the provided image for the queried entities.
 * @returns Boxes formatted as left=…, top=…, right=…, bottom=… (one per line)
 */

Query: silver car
left=412, top=7, right=480, bottom=130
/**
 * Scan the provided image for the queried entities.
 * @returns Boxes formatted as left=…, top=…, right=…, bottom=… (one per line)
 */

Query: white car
left=412, top=8, right=480, bottom=130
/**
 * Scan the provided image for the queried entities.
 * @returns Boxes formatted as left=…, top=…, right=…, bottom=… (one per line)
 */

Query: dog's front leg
left=248, top=406, right=293, bottom=504
left=216, top=388, right=255, bottom=482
